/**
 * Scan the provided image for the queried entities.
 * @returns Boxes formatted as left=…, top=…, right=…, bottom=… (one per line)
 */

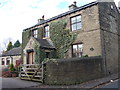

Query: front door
left=27, top=51, right=34, bottom=64
left=46, top=52, right=50, bottom=58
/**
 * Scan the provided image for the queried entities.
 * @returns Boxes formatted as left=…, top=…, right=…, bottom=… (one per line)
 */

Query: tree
left=6, top=41, right=13, bottom=51
left=13, top=40, right=20, bottom=48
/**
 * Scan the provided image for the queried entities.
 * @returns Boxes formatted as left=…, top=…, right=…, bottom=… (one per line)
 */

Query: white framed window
left=44, top=25, right=49, bottom=38
left=71, top=15, right=82, bottom=31
left=32, top=29, right=38, bottom=38
left=72, top=43, right=83, bottom=57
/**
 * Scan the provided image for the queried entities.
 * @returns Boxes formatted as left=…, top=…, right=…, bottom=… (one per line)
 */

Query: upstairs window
left=44, top=25, right=49, bottom=38
left=72, top=43, right=83, bottom=57
left=32, top=29, right=38, bottom=38
left=71, top=15, right=82, bottom=31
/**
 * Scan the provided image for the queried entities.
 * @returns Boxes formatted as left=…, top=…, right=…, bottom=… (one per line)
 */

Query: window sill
left=70, top=29, right=83, bottom=34
left=43, top=37, right=50, bottom=39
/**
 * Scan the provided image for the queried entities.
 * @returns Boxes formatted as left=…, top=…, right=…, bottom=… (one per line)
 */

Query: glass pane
left=72, top=24, right=77, bottom=31
left=78, top=44, right=83, bottom=52
left=48, top=31, right=50, bottom=37
left=71, top=17, right=76, bottom=24
left=77, top=23, right=82, bottom=30
left=45, top=26, right=49, bottom=38
left=77, top=15, right=81, bottom=22
left=35, top=30, right=38, bottom=34
left=45, top=32, right=47, bottom=37
left=73, top=45, right=77, bottom=53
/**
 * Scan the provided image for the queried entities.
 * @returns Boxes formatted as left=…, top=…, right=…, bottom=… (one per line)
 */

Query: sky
left=0, top=0, right=119, bottom=52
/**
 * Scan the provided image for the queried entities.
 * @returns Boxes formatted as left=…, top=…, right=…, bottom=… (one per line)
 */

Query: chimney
left=69, top=1, right=77, bottom=10
left=38, top=15, right=44, bottom=23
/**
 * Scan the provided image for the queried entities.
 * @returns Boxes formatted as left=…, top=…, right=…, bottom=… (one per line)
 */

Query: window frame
left=44, top=25, right=50, bottom=38
left=70, top=15, right=82, bottom=31
left=32, top=29, right=38, bottom=38
left=72, top=43, right=83, bottom=57
left=1, top=58, right=5, bottom=65
left=6, top=58, right=10, bottom=65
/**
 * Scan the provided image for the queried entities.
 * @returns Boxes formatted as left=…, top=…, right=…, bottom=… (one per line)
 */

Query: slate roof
left=2, top=47, right=22, bottom=56
left=35, top=38, right=55, bottom=49
left=24, top=1, right=98, bottom=31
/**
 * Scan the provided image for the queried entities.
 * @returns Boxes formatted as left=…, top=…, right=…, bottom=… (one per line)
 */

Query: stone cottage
left=0, top=47, right=22, bottom=67
left=22, top=1, right=119, bottom=75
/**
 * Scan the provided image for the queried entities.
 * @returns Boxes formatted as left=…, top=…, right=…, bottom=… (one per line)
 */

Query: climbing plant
left=50, top=19, right=78, bottom=58
left=22, top=30, right=31, bottom=49
left=34, top=43, right=46, bottom=64
left=34, top=43, right=40, bottom=64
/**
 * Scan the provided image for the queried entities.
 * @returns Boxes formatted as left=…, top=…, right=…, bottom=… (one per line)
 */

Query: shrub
left=9, top=64, right=15, bottom=71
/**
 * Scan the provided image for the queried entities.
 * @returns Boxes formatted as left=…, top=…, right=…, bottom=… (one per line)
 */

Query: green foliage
left=6, top=41, right=13, bottom=51
left=50, top=19, right=77, bottom=58
left=22, top=30, right=31, bottom=49
left=9, top=64, right=15, bottom=71
left=13, top=40, right=21, bottom=48
left=39, top=48, right=46, bottom=63
left=37, top=27, right=44, bottom=39
left=82, top=55, right=89, bottom=57
left=34, top=43, right=46, bottom=64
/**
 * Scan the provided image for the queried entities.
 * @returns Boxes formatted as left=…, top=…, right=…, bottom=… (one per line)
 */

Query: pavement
left=97, top=79, right=119, bottom=88
left=32, top=73, right=119, bottom=89
left=1, top=77, right=41, bottom=89
left=0, top=73, right=119, bottom=89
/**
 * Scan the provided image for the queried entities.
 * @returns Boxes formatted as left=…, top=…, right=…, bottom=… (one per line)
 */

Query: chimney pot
left=38, top=15, right=45, bottom=23
left=73, top=1, right=76, bottom=6
left=69, top=1, right=77, bottom=10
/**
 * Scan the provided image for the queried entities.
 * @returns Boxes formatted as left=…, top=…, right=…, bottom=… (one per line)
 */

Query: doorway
left=27, top=51, right=34, bottom=64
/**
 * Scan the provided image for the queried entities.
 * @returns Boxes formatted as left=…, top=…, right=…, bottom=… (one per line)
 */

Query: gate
left=19, top=62, right=44, bottom=82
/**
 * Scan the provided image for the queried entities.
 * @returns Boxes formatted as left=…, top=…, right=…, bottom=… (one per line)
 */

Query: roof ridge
left=24, top=1, right=98, bottom=31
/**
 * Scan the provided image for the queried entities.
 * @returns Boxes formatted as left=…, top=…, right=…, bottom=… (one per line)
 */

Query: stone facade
left=23, top=37, right=37, bottom=64
left=98, top=2, right=119, bottom=75
left=0, top=55, right=21, bottom=67
left=0, top=47, right=22, bottom=68
left=22, top=1, right=119, bottom=75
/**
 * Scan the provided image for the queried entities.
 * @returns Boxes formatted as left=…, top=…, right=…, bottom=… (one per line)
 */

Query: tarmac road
left=97, top=79, right=119, bottom=89
left=1, top=77, right=41, bottom=89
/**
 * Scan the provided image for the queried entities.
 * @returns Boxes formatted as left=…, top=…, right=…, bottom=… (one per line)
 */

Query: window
left=71, top=15, right=82, bottom=31
left=72, top=43, right=83, bottom=57
left=6, top=58, right=10, bottom=65
left=44, top=25, right=49, bottom=38
left=2, top=58, right=5, bottom=65
left=32, top=29, right=38, bottom=38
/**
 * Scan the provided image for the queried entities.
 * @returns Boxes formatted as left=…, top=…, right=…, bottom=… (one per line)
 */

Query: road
left=1, top=77, right=41, bottom=89
left=97, top=79, right=119, bottom=89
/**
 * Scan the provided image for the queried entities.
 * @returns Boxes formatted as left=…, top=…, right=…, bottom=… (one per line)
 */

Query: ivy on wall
left=34, top=43, right=46, bottom=64
left=22, top=30, right=31, bottom=49
left=50, top=19, right=77, bottom=58
left=37, top=27, right=44, bottom=40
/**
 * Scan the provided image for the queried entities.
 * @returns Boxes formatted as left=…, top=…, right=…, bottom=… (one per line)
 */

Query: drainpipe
left=102, top=30, right=107, bottom=76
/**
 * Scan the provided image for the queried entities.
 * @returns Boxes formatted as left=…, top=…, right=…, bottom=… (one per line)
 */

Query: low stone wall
left=44, top=56, right=104, bottom=85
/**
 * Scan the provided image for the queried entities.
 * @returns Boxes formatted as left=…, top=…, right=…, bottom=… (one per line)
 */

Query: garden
left=1, top=63, right=21, bottom=78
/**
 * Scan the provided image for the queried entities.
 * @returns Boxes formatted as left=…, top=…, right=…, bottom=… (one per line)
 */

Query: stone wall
left=98, top=2, right=119, bottom=75
left=44, top=56, right=103, bottom=85
left=118, top=9, right=120, bottom=73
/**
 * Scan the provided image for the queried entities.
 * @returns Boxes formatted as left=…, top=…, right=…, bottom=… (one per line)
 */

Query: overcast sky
left=0, top=0, right=119, bottom=52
